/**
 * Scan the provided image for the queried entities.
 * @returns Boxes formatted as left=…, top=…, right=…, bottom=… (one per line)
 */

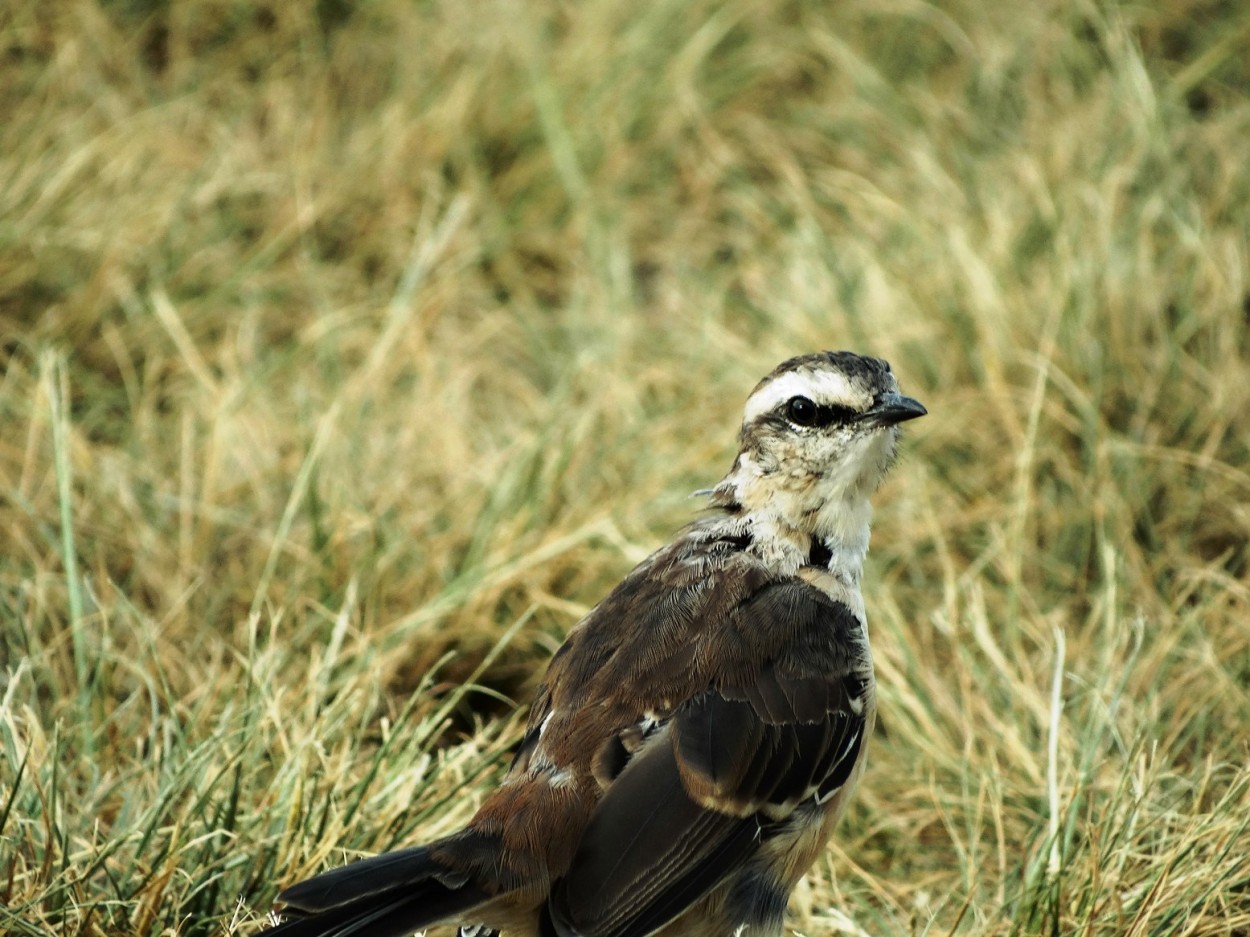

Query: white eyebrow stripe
left=742, top=369, right=866, bottom=423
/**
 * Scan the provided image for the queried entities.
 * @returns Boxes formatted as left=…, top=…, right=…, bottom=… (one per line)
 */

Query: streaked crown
left=742, top=351, right=924, bottom=434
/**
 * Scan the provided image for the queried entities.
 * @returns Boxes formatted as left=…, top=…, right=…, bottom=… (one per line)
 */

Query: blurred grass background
left=2, top=0, right=1250, bottom=934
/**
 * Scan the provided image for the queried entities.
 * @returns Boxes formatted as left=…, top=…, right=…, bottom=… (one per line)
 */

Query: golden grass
left=2, top=1, right=1249, bottom=934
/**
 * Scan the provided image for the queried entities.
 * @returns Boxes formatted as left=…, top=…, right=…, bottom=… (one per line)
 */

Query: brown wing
left=544, top=582, right=870, bottom=937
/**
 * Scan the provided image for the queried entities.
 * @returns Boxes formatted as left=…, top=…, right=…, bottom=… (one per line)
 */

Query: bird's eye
left=784, top=396, right=858, bottom=428
left=786, top=396, right=819, bottom=426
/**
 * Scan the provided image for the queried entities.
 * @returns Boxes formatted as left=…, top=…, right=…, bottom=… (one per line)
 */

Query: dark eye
left=784, top=396, right=858, bottom=428
left=786, top=396, right=819, bottom=426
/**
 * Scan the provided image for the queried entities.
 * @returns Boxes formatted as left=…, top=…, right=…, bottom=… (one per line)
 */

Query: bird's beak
left=861, top=392, right=927, bottom=427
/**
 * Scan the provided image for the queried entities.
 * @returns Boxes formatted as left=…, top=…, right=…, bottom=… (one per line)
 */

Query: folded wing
left=545, top=582, right=870, bottom=937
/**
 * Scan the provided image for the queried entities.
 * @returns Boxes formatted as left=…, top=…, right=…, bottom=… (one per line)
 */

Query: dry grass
left=2, top=1, right=1250, bottom=934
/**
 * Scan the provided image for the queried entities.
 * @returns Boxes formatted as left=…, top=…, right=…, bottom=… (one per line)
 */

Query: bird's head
left=711, top=351, right=926, bottom=545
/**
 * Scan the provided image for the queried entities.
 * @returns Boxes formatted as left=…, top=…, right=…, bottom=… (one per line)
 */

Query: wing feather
left=546, top=582, right=870, bottom=937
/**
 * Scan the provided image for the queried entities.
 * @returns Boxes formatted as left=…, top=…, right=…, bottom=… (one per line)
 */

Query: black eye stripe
left=784, top=396, right=857, bottom=428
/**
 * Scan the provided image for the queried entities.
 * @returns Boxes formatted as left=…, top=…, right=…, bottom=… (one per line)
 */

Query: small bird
left=266, top=351, right=926, bottom=937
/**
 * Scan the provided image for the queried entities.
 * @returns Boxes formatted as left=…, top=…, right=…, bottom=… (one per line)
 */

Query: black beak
left=862, top=392, right=927, bottom=427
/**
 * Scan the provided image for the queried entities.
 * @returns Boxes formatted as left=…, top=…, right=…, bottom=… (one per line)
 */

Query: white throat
left=713, top=450, right=875, bottom=582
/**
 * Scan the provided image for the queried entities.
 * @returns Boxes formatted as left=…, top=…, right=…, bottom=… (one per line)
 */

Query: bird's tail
left=266, top=830, right=501, bottom=937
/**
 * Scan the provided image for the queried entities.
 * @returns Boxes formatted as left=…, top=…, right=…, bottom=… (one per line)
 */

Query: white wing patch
left=814, top=722, right=865, bottom=805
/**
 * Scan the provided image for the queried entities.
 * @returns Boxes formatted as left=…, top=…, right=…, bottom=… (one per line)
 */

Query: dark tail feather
left=266, top=836, right=495, bottom=937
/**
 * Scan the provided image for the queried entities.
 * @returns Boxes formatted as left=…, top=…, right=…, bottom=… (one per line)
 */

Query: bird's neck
left=710, top=470, right=873, bottom=582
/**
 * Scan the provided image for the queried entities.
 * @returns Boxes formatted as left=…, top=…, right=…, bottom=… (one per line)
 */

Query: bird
left=265, top=350, right=926, bottom=937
